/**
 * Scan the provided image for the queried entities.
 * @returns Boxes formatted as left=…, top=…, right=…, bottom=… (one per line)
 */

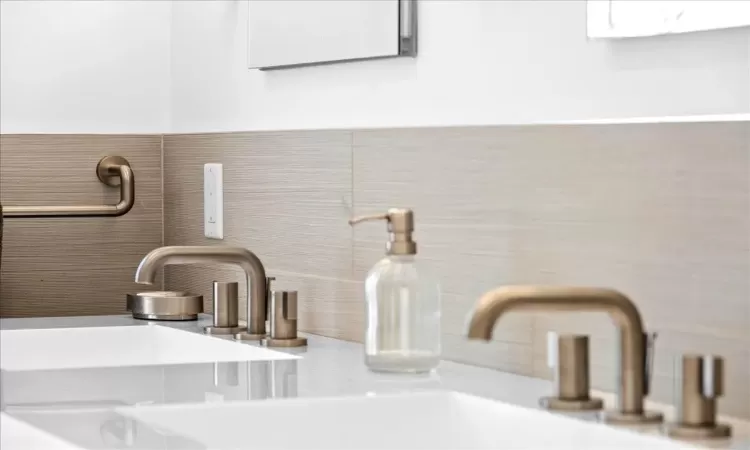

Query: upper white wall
left=1, top=0, right=747, bottom=134
left=170, top=0, right=750, bottom=133
left=0, top=1, right=171, bottom=134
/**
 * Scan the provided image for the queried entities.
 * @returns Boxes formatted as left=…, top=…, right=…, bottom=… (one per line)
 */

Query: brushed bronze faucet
left=135, top=246, right=268, bottom=340
left=466, top=286, right=663, bottom=424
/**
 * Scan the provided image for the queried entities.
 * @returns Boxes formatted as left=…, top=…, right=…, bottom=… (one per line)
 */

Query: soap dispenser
left=349, top=209, right=441, bottom=373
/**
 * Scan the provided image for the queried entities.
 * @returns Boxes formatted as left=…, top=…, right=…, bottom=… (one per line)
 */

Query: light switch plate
left=204, top=163, right=223, bottom=239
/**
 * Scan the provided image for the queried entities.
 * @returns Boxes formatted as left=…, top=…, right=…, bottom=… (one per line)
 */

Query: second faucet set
left=131, top=208, right=731, bottom=440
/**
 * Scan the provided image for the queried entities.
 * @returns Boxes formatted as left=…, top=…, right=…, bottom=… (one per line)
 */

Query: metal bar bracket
left=3, top=156, right=135, bottom=218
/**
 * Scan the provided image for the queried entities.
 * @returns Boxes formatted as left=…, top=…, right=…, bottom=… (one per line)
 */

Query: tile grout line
left=350, top=131, right=355, bottom=282
left=160, top=134, right=166, bottom=290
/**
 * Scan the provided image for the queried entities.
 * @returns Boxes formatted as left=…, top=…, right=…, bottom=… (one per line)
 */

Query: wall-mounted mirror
left=247, top=0, right=416, bottom=70
left=587, top=0, right=750, bottom=38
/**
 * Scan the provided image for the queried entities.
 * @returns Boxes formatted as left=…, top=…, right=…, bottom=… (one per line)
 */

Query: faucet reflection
left=246, top=360, right=299, bottom=400
left=248, top=361, right=271, bottom=400
left=213, top=362, right=239, bottom=388
left=269, top=359, right=299, bottom=399
left=466, top=286, right=663, bottom=424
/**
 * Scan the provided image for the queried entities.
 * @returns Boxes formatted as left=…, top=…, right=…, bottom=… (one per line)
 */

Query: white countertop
left=1, top=315, right=748, bottom=449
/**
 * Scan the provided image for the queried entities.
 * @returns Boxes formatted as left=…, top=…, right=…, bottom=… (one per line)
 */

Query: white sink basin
left=0, top=325, right=297, bottom=371
left=117, top=391, right=693, bottom=449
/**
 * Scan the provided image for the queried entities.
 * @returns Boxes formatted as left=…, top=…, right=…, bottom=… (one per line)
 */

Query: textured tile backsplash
left=164, top=122, right=749, bottom=418
left=3, top=123, right=746, bottom=417
left=162, top=131, right=360, bottom=340
left=6, top=124, right=744, bottom=416
left=353, top=123, right=750, bottom=417
left=0, top=135, right=163, bottom=317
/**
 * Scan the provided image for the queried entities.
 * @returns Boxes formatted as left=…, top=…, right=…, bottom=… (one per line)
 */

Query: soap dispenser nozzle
left=348, top=208, right=417, bottom=256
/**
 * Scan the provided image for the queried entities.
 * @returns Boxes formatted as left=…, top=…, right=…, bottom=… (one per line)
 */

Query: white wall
left=0, top=1, right=171, bottom=134
left=1, top=1, right=747, bottom=134
left=170, top=0, right=750, bottom=133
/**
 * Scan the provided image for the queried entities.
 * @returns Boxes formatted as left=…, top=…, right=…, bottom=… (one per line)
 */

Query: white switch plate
left=204, top=163, right=223, bottom=239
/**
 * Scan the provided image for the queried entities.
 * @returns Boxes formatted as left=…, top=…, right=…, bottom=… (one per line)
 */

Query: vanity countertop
left=1, top=314, right=748, bottom=449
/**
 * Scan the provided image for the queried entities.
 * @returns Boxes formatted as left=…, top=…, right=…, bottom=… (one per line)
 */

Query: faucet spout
left=135, top=246, right=267, bottom=337
left=466, top=286, right=661, bottom=423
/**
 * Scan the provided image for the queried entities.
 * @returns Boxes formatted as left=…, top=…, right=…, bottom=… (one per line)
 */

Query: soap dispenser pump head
left=348, top=208, right=417, bottom=256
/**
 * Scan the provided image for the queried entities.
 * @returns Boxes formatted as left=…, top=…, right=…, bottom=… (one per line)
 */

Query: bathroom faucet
left=466, top=286, right=663, bottom=424
left=135, top=246, right=268, bottom=339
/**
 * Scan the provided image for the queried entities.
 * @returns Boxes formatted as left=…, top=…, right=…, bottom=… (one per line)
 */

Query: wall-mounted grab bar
left=3, top=156, right=135, bottom=218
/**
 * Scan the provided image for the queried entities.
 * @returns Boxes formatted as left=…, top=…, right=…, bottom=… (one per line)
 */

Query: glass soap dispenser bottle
left=349, top=208, right=441, bottom=373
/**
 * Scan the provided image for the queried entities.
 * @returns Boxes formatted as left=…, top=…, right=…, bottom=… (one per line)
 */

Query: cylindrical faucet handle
left=205, top=281, right=242, bottom=335
left=270, top=291, right=297, bottom=339
left=282, top=291, right=298, bottom=320
left=212, top=281, right=239, bottom=327
left=667, top=355, right=731, bottom=439
left=263, top=290, right=307, bottom=348
left=539, top=333, right=602, bottom=411
left=680, top=355, right=724, bottom=424
left=557, top=335, right=590, bottom=400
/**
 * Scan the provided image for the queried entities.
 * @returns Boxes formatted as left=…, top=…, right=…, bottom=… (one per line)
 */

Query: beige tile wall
left=163, top=122, right=749, bottom=418
left=0, top=135, right=163, bottom=317
left=162, top=131, right=360, bottom=340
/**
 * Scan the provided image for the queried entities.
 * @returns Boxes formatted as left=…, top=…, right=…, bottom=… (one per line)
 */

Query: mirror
left=247, top=0, right=416, bottom=70
left=588, top=0, right=750, bottom=38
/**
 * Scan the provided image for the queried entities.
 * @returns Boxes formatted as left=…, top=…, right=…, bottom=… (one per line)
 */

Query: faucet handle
left=204, top=281, right=243, bottom=335
left=281, top=291, right=298, bottom=320
left=539, top=332, right=603, bottom=411
left=262, top=290, right=306, bottom=348
left=667, top=355, right=731, bottom=439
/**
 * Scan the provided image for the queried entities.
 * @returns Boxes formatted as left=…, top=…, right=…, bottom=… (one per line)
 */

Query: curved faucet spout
left=135, top=246, right=267, bottom=336
left=467, top=286, right=643, bottom=340
left=466, top=286, right=658, bottom=422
